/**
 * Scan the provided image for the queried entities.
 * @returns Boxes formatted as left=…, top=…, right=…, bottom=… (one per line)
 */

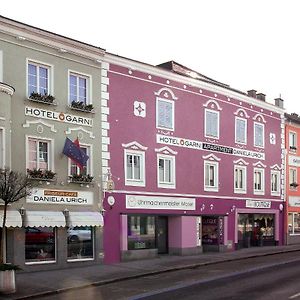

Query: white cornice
left=122, top=141, right=148, bottom=151
left=104, top=54, right=285, bottom=114
left=155, top=146, right=178, bottom=155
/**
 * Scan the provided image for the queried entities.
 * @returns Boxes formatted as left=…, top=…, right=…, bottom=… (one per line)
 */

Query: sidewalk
left=2, top=244, right=300, bottom=300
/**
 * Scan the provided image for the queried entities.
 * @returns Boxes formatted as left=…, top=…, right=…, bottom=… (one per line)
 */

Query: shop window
left=67, top=226, right=93, bottom=260
left=69, top=71, right=91, bottom=105
left=157, top=154, right=175, bottom=189
left=271, top=170, right=280, bottom=196
left=205, top=109, right=219, bottom=139
left=25, top=227, right=55, bottom=263
left=204, top=161, right=219, bottom=192
left=156, top=98, right=174, bottom=131
left=124, top=149, right=145, bottom=187
left=288, top=213, right=300, bottom=235
left=254, top=168, right=264, bottom=195
left=27, top=60, right=51, bottom=97
left=235, top=117, right=247, bottom=144
left=289, top=131, right=297, bottom=150
left=254, top=122, right=264, bottom=148
left=234, top=165, right=246, bottom=194
left=128, top=216, right=155, bottom=250
left=27, top=137, right=51, bottom=171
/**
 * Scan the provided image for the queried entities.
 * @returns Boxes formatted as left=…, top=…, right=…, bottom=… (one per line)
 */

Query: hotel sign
left=27, top=189, right=93, bottom=206
left=246, top=200, right=271, bottom=209
left=126, top=195, right=195, bottom=210
left=25, top=107, right=93, bottom=127
left=157, top=134, right=265, bottom=160
left=289, top=155, right=300, bottom=167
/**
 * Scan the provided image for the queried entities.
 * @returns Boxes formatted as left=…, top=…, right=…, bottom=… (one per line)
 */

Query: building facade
left=285, top=113, right=300, bottom=244
left=0, top=16, right=107, bottom=271
left=102, top=59, right=285, bottom=264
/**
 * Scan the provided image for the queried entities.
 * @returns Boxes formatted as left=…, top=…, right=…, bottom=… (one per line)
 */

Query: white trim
left=233, top=158, right=249, bottom=166
left=253, top=167, right=265, bottom=195
left=204, top=160, right=219, bottom=192
left=235, top=116, right=247, bottom=145
left=204, top=108, right=219, bottom=139
left=65, top=126, right=95, bottom=139
left=202, top=153, right=221, bottom=161
left=270, top=164, right=281, bottom=170
left=234, top=165, right=247, bottom=194
left=253, top=122, right=265, bottom=148
left=124, top=149, right=146, bottom=187
left=154, top=87, right=178, bottom=100
left=253, top=161, right=266, bottom=168
left=156, top=97, right=175, bottom=131
left=203, top=99, right=222, bottom=111
left=253, top=113, right=267, bottom=123
left=155, top=146, right=177, bottom=155
left=23, top=119, right=57, bottom=133
left=271, top=169, right=281, bottom=196
left=157, top=153, right=176, bottom=189
left=234, top=108, right=250, bottom=119
left=122, top=141, right=148, bottom=151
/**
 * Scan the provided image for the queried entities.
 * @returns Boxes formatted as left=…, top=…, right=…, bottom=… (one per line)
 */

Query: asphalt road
left=36, top=251, right=300, bottom=300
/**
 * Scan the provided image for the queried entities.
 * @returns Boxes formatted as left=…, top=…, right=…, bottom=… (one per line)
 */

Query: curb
left=12, top=247, right=300, bottom=300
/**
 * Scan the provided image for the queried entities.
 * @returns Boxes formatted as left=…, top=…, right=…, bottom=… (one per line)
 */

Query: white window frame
left=204, top=161, right=219, bottom=192
left=289, top=131, right=297, bottom=150
left=289, top=167, right=298, bottom=189
left=68, top=143, right=93, bottom=176
left=234, top=165, right=247, bottom=194
left=68, top=70, right=92, bottom=105
left=124, top=149, right=145, bottom=187
left=26, top=59, right=53, bottom=97
left=254, top=122, right=265, bottom=148
left=271, top=170, right=281, bottom=196
left=156, top=97, right=175, bottom=131
left=26, top=135, right=54, bottom=171
left=235, top=117, right=247, bottom=145
left=288, top=212, right=300, bottom=235
left=157, top=154, right=176, bottom=189
left=253, top=168, right=265, bottom=195
left=205, top=109, right=220, bottom=139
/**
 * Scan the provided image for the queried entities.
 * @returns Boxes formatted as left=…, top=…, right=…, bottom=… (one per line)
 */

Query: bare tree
left=0, top=168, right=35, bottom=265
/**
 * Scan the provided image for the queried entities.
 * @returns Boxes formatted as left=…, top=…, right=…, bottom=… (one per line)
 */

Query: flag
left=63, top=138, right=89, bottom=169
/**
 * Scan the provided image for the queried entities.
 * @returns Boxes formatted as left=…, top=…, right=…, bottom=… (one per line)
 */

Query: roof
left=285, top=112, right=300, bottom=124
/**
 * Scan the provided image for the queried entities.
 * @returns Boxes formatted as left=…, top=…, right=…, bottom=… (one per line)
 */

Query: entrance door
left=156, top=216, right=168, bottom=254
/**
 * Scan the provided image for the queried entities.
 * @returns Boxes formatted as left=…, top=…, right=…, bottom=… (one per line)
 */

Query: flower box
left=290, top=182, right=299, bottom=188
left=69, top=174, right=94, bottom=183
left=29, top=92, right=56, bottom=105
left=70, top=101, right=94, bottom=113
left=27, top=169, right=56, bottom=180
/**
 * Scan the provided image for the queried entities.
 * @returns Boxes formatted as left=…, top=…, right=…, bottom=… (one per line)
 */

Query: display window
left=67, top=226, right=93, bottom=260
left=288, top=213, right=300, bottom=235
left=25, top=227, right=55, bottom=263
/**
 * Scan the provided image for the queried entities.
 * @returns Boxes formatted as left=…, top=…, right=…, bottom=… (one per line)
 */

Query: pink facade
left=103, top=60, right=285, bottom=264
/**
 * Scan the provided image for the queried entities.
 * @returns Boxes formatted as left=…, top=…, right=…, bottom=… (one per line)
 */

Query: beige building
left=0, top=16, right=109, bottom=271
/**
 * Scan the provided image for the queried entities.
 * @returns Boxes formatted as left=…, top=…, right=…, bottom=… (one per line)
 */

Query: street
left=35, top=251, right=300, bottom=300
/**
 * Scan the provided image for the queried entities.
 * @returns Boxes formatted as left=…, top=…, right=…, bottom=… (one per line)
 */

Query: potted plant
left=69, top=173, right=94, bottom=183
left=29, top=92, right=55, bottom=104
left=0, top=168, right=36, bottom=294
left=70, top=101, right=94, bottom=112
left=290, top=182, right=299, bottom=188
left=27, top=169, right=56, bottom=180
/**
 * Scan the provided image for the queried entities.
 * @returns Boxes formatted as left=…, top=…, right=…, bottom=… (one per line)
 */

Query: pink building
left=101, top=60, right=285, bottom=263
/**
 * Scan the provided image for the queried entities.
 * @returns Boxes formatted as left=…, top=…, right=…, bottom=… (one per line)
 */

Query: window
left=254, top=122, right=264, bottom=148
left=205, top=109, right=219, bottom=139
left=128, top=216, right=155, bottom=250
left=156, top=98, right=174, bottom=130
left=254, top=168, right=264, bottom=194
left=234, top=165, right=246, bottom=193
left=0, top=128, right=3, bottom=168
left=27, top=137, right=51, bottom=170
left=204, top=161, right=218, bottom=192
left=69, top=72, right=90, bottom=105
left=235, top=117, right=247, bottom=144
left=157, top=155, right=175, bottom=188
left=27, top=61, right=50, bottom=96
left=69, top=145, right=91, bottom=176
left=289, top=131, right=297, bottom=150
left=25, top=227, right=55, bottom=263
left=125, top=150, right=145, bottom=186
left=67, top=226, right=93, bottom=260
left=289, top=168, right=298, bottom=189
left=271, top=170, right=280, bottom=196
left=288, top=213, right=300, bottom=235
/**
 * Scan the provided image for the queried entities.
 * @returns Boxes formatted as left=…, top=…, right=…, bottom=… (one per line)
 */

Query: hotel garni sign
left=27, top=189, right=93, bottom=205
left=126, top=195, right=195, bottom=210
left=25, top=107, right=93, bottom=127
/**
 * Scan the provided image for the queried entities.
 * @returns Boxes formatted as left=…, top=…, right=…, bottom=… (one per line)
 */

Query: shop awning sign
left=246, top=200, right=271, bottom=209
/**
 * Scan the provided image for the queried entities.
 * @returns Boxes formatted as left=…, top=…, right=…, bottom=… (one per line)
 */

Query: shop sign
left=27, top=189, right=93, bottom=205
left=289, top=196, right=300, bottom=207
left=288, top=155, right=300, bottom=167
left=157, top=134, right=265, bottom=160
left=246, top=200, right=271, bottom=209
left=126, top=195, right=195, bottom=210
left=25, top=107, right=93, bottom=127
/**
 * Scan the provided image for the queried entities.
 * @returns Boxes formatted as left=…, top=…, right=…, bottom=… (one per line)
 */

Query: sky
left=1, top=0, right=299, bottom=113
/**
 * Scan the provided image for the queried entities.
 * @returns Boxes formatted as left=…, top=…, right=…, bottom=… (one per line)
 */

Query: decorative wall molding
left=155, top=146, right=178, bottom=155
left=234, top=108, right=250, bottom=118
left=22, top=119, right=57, bottom=133
left=122, top=141, right=148, bottom=151
left=203, top=99, right=222, bottom=111
left=65, top=126, right=95, bottom=138
left=253, top=113, right=266, bottom=123
left=253, top=161, right=267, bottom=168
left=233, top=158, right=249, bottom=165
left=154, top=87, right=178, bottom=100
left=202, top=153, right=221, bottom=161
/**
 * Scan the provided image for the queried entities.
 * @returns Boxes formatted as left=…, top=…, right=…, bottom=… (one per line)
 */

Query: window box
left=69, top=174, right=94, bottom=183
left=290, top=182, right=299, bottom=188
left=29, top=92, right=56, bottom=105
left=70, top=101, right=94, bottom=113
left=290, top=146, right=297, bottom=151
left=27, top=169, right=56, bottom=180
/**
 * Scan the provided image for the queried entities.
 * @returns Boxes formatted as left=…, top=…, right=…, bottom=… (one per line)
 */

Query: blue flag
left=63, top=138, right=89, bottom=169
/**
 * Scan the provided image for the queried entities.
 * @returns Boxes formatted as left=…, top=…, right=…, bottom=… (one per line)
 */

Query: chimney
left=256, top=93, right=266, bottom=101
left=274, top=97, right=284, bottom=109
left=247, top=89, right=257, bottom=98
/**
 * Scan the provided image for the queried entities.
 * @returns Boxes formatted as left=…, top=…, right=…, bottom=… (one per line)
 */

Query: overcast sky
left=1, top=0, right=299, bottom=113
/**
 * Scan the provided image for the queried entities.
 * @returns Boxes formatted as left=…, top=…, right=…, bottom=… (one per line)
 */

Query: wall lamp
left=19, top=206, right=26, bottom=216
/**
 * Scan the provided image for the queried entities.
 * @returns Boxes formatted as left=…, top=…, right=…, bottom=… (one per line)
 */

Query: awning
left=24, top=211, right=66, bottom=227
left=67, top=211, right=104, bottom=227
left=0, top=210, right=22, bottom=227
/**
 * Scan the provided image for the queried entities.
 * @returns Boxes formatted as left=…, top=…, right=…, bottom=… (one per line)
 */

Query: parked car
left=25, top=227, right=54, bottom=245
left=67, top=228, right=91, bottom=243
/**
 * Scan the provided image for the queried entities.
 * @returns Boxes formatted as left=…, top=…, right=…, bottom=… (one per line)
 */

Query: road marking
left=290, top=292, right=300, bottom=299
